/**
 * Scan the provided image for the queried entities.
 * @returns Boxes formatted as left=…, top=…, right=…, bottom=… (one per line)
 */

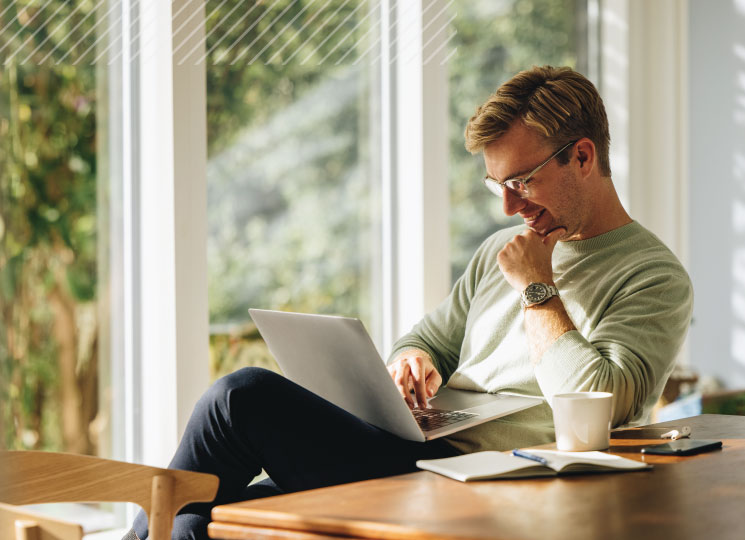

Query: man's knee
left=197, top=367, right=282, bottom=419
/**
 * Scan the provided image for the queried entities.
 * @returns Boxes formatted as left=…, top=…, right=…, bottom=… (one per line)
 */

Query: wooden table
left=208, top=414, right=745, bottom=540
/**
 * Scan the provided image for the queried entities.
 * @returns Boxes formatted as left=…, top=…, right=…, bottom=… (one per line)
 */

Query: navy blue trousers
left=132, top=367, right=460, bottom=539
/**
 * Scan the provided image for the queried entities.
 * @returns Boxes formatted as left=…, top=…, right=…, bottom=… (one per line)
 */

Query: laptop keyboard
left=412, top=408, right=478, bottom=431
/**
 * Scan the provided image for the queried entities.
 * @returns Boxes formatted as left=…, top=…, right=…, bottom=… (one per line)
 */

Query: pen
left=512, top=449, right=549, bottom=465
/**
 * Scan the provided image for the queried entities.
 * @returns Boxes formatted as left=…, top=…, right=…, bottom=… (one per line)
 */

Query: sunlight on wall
left=689, top=0, right=745, bottom=388
left=733, top=0, right=745, bottom=370
left=600, top=0, right=630, bottom=209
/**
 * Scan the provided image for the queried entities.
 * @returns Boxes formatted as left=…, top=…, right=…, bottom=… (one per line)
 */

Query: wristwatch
left=521, top=282, right=559, bottom=308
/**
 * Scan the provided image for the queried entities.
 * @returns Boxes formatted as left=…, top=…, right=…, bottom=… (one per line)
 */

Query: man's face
left=483, top=122, right=590, bottom=241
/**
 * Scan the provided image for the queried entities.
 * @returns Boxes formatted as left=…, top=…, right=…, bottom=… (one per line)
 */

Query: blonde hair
left=464, top=66, right=611, bottom=177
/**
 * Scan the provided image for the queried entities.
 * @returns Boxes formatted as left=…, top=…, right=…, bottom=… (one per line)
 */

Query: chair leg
left=148, top=475, right=175, bottom=540
left=14, top=520, right=41, bottom=540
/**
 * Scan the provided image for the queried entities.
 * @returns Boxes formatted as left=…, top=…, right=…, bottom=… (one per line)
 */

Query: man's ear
left=575, top=138, right=596, bottom=178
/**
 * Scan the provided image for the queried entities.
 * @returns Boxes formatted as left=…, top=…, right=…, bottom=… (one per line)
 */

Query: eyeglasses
left=482, top=140, right=577, bottom=198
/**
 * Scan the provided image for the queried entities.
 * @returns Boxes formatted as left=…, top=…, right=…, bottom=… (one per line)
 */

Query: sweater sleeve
left=534, top=261, right=694, bottom=426
left=387, top=233, right=497, bottom=382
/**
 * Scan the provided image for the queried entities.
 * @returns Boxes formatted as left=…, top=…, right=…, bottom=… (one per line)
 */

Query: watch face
left=524, top=283, right=549, bottom=304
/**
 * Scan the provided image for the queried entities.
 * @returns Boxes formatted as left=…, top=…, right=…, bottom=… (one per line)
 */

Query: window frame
left=599, top=0, right=689, bottom=270
left=384, top=0, right=451, bottom=352
left=109, top=0, right=210, bottom=476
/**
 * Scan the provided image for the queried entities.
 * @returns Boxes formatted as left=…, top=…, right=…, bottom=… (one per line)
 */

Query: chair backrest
left=0, top=451, right=220, bottom=540
left=0, top=501, right=83, bottom=540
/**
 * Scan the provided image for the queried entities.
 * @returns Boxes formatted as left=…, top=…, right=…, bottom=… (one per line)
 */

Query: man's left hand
left=497, top=227, right=566, bottom=291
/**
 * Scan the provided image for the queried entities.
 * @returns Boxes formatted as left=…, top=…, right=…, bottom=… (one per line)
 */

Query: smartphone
left=641, top=439, right=722, bottom=456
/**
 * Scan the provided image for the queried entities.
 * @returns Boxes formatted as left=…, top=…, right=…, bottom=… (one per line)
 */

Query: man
left=125, top=66, right=693, bottom=539
left=388, top=65, right=693, bottom=452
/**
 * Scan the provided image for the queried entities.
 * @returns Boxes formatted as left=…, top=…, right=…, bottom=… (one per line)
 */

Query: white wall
left=688, top=0, right=745, bottom=387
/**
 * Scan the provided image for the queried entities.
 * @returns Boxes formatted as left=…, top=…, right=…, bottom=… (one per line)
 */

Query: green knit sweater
left=389, top=221, right=694, bottom=453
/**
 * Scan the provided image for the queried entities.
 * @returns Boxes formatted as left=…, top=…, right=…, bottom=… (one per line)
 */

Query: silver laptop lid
left=249, top=309, right=425, bottom=441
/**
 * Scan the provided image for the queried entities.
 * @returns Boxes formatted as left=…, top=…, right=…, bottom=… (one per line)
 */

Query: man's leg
left=131, top=367, right=459, bottom=539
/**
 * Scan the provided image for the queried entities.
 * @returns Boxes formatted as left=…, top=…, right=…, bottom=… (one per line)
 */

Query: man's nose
left=502, top=189, right=526, bottom=216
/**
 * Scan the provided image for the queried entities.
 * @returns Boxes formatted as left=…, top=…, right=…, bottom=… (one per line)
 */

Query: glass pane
left=0, top=1, right=130, bottom=529
left=205, top=1, right=382, bottom=380
left=0, top=1, right=110, bottom=457
left=448, top=0, right=588, bottom=280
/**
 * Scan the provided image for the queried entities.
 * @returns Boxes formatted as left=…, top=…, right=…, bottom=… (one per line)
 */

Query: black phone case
left=641, top=439, right=722, bottom=456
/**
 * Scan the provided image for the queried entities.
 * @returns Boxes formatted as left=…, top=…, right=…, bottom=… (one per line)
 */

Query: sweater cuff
left=389, top=345, right=433, bottom=361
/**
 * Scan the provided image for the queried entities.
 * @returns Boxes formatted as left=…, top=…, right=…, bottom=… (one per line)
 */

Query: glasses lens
left=483, top=178, right=504, bottom=196
left=503, top=179, right=528, bottom=197
left=483, top=177, right=529, bottom=198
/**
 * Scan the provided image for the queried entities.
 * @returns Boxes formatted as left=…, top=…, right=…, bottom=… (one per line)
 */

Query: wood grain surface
left=209, top=415, right=745, bottom=540
left=0, top=502, right=83, bottom=540
left=0, top=451, right=219, bottom=540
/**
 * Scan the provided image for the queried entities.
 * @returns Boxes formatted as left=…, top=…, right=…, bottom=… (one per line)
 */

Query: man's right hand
left=387, top=350, right=442, bottom=409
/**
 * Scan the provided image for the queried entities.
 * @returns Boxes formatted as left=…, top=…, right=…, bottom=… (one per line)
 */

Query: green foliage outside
left=1, top=1, right=99, bottom=452
left=205, top=0, right=381, bottom=377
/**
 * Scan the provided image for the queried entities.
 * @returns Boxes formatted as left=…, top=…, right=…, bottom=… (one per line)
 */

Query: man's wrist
left=523, top=295, right=562, bottom=310
left=392, top=347, right=434, bottom=364
left=521, top=282, right=559, bottom=308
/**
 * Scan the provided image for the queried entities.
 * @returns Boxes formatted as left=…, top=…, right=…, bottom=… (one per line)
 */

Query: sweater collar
left=555, top=221, right=641, bottom=255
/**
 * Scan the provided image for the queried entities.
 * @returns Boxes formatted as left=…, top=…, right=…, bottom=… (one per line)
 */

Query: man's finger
left=395, top=363, right=415, bottom=407
left=543, top=227, right=566, bottom=247
left=426, top=370, right=442, bottom=398
left=409, top=358, right=428, bottom=409
left=401, top=364, right=415, bottom=407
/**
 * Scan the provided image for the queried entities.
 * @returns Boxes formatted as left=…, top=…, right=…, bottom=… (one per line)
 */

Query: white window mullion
left=172, top=0, right=210, bottom=448
left=121, top=0, right=140, bottom=468
left=600, top=0, right=631, bottom=211
left=380, top=0, right=395, bottom=355
left=600, top=0, right=688, bottom=264
left=420, top=0, right=450, bottom=314
left=137, top=0, right=209, bottom=467
left=104, top=0, right=142, bottom=525
left=392, top=0, right=450, bottom=341
left=627, top=0, right=688, bottom=266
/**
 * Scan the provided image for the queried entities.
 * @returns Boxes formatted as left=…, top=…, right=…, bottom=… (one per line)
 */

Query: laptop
left=249, top=309, right=544, bottom=442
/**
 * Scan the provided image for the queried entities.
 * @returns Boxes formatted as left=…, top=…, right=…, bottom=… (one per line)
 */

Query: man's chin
left=524, top=210, right=553, bottom=234
left=528, top=223, right=566, bottom=239
left=527, top=223, right=551, bottom=236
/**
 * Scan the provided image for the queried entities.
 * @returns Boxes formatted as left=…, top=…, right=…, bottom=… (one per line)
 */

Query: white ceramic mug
left=552, top=392, right=613, bottom=451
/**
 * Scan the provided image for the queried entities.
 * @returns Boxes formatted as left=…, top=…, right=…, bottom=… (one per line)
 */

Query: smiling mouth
left=522, top=210, right=544, bottom=225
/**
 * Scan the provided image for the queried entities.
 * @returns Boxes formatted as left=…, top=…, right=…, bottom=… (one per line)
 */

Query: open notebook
left=416, top=449, right=651, bottom=481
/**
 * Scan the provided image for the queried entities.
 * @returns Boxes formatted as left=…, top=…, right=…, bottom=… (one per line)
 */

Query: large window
left=205, top=0, right=382, bottom=379
left=1, top=0, right=592, bottom=455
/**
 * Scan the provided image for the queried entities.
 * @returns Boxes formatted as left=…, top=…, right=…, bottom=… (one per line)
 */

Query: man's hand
left=498, top=226, right=576, bottom=363
left=387, top=350, right=442, bottom=409
left=497, top=227, right=566, bottom=291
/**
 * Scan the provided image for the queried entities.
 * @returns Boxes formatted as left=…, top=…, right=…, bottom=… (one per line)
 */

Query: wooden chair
left=0, top=501, right=83, bottom=540
left=0, top=450, right=219, bottom=540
